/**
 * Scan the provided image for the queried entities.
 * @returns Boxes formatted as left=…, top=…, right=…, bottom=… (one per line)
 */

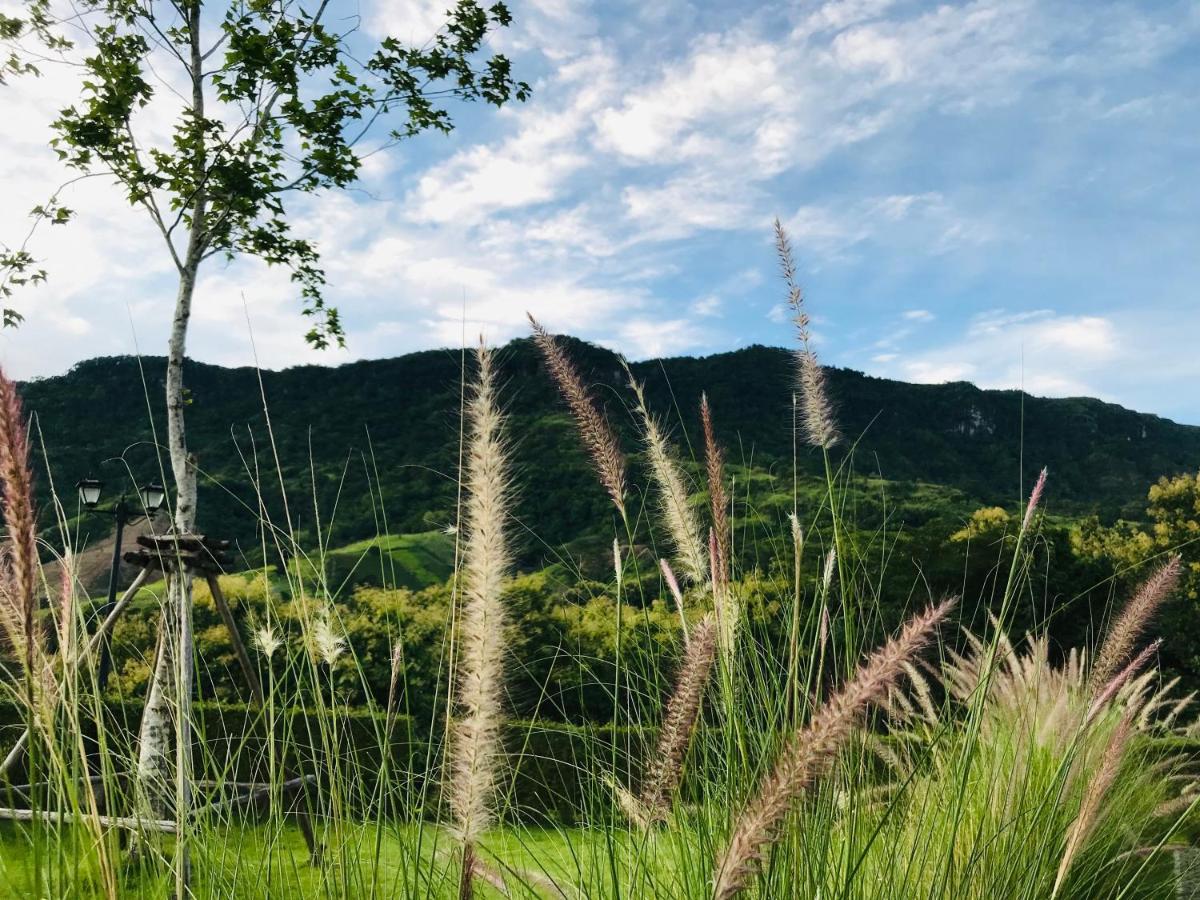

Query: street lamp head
left=76, top=477, right=103, bottom=509
left=139, top=481, right=166, bottom=513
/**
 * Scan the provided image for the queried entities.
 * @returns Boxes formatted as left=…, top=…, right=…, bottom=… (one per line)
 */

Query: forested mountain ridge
left=16, top=337, right=1200, bottom=567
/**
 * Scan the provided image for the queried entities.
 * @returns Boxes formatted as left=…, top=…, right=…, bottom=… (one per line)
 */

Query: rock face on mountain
left=17, top=337, right=1200, bottom=563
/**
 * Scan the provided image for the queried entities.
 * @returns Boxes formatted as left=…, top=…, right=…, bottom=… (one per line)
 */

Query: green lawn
left=0, top=821, right=664, bottom=898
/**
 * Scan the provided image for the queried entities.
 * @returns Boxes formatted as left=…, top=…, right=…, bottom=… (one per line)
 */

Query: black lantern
left=139, top=481, right=166, bottom=513
left=76, top=477, right=103, bottom=508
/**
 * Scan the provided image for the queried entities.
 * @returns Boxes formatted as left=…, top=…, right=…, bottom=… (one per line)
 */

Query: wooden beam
left=136, top=534, right=231, bottom=553
left=0, top=806, right=175, bottom=833
left=122, top=549, right=228, bottom=575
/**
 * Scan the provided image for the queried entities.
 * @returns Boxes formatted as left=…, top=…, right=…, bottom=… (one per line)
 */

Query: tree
left=1144, top=471, right=1200, bottom=600
left=1074, top=471, right=1200, bottom=677
left=1075, top=472, right=1200, bottom=599
left=949, top=506, right=1011, bottom=544
left=1, top=0, right=528, bottom=834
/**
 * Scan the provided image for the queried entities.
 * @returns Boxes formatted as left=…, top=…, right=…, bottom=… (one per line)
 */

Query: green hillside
left=322, top=530, right=458, bottom=591
left=17, top=336, right=1200, bottom=575
left=18, top=335, right=1200, bottom=712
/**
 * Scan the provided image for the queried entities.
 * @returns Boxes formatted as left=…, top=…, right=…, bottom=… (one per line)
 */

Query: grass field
left=0, top=817, right=1182, bottom=898
left=0, top=822, right=712, bottom=899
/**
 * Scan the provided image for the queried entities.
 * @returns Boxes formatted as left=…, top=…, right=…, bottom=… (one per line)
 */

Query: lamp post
left=75, top=476, right=166, bottom=687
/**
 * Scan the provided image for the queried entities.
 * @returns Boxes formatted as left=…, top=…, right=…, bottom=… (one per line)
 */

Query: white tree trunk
left=135, top=259, right=199, bottom=820
left=135, top=3, right=206, bottom=837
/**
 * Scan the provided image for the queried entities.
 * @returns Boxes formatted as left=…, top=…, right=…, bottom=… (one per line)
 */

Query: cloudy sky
left=2, top=0, right=1199, bottom=422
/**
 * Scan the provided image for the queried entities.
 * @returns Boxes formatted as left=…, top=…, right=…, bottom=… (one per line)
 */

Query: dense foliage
left=97, top=518, right=1121, bottom=726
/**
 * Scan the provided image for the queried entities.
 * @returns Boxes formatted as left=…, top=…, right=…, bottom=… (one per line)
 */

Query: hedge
left=0, top=700, right=650, bottom=825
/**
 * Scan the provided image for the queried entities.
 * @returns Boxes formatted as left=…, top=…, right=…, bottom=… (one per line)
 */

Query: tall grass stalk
left=639, top=616, right=718, bottom=822
left=773, top=220, right=853, bottom=677
left=447, top=342, right=513, bottom=899
left=528, top=315, right=627, bottom=522
left=625, top=367, right=708, bottom=589
left=1091, top=557, right=1182, bottom=691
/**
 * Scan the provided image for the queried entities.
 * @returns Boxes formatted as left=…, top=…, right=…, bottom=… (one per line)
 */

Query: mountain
left=16, top=338, right=1200, bottom=571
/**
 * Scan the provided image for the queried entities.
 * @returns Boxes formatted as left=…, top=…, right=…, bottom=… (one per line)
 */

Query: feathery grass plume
left=605, top=771, right=655, bottom=830
left=528, top=314, right=627, bottom=518
left=0, top=367, right=40, bottom=673
left=1022, top=466, right=1049, bottom=532
left=710, top=529, right=739, bottom=656
left=449, top=341, right=513, bottom=898
left=700, top=392, right=730, bottom=582
left=1090, top=556, right=1181, bottom=692
left=54, top=550, right=76, bottom=657
left=701, top=394, right=739, bottom=654
left=626, top=364, right=708, bottom=585
left=1052, top=705, right=1136, bottom=897
left=387, top=639, right=404, bottom=706
left=311, top=612, right=345, bottom=666
left=660, top=558, right=689, bottom=642
left=254, top=624, right=282, bottom=659
left=821, top=547, right=837, bottom=595
left=640, top=616, right=719, bottom=821
left=1085, top=639, right=1162, bottom=727
left=773, top=219, right=839, bottom=449
left=712, top=596, right=956, bottom=900
left=788, top=513, right=803, bottom=558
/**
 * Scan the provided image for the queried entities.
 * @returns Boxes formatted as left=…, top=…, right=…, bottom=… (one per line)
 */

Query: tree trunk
left=135, top=257, right=199, bottom=821
left=134, top=2, right=206, bottom=842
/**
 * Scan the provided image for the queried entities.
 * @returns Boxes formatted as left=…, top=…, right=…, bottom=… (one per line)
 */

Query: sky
left=2, top=0, right=1199, bottom=422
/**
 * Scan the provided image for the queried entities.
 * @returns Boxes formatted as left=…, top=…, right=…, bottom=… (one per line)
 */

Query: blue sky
left=2, top=0, right=1200, bottom=422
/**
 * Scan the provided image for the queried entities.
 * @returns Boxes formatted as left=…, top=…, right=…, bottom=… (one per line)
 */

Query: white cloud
left=517, top=204, right=620, bottom=257
left=364, top=0, right=451, bottom=42
left=831, top=25, right=910, bottom=84
left=622, top=175, right=760, bottom=240
left=1023, top=316, right=1117, bottom=356
left=780, top=193, right=989, bottom=263
left=607, top=317, right=713, bottom=359
left=878, top=310, right=1121, bottom=398
left=406, top=50, right=617, bottom=226
left=903, top=309, right=934, bottom=321
left=0, top=39, right=183, bottom=376
left=905, top=360, right=977, bottom=383
left=794, top=0, right=900, bottom=39
left=594, top=32, right=787, bottom=166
